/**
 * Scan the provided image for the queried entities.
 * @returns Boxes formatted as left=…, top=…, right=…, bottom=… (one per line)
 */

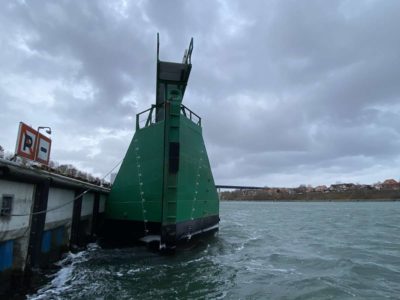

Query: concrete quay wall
left=0, top=159, right=109, bottom=294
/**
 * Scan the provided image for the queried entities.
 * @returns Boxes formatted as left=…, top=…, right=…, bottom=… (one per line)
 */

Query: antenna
left=157, top=32, right=160, bottom=61
left=182, top=38, right=194, bottom=64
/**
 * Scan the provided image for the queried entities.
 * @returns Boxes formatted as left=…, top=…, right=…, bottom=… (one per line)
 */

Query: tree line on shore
left=0, top=145, right=110, bottom=187
left=220, top=180, right=400, bottom=201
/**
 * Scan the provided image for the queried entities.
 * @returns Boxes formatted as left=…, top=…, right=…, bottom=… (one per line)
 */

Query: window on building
left=1, top=195, right=13, bottom=217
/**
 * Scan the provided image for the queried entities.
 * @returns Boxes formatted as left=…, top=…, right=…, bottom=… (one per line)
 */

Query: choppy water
left=29, top=201, right=400, bottom=299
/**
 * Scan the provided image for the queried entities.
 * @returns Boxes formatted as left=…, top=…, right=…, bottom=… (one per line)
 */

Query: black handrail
left=136, top=103, right=201, bottom=130
left=136, top=103, right=164, bottom=130
left=181, top=104, right=201, bottom=126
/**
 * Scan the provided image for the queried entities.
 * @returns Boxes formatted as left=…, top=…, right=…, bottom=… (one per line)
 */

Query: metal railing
left=136, top=103, right=202, bottom=130
left=136, top=103, right=162, bottom=130
left=180, top=104, right=201, bottom=126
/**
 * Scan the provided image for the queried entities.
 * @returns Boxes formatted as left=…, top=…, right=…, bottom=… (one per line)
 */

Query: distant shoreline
left=220, top=189, right=400, bottom=202
left=221, top=198, right=400, bottom=202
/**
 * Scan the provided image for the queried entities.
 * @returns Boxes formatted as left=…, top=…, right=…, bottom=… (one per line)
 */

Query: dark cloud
left=1, top=0, right=400, bottom=187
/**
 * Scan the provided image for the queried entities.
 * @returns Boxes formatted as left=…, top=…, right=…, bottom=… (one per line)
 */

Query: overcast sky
left=1, top=0, right=400, bottom=187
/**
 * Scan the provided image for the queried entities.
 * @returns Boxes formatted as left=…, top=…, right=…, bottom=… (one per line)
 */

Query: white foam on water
left=203, top=243, right=210, bottom=254
left=27, top=250, right=89, bottom=300
left=180, top=256, right=207, bottom=268
left=270, top=267, right=297, bottom=274
left=127, top=268, right=141, bottom=275
left=236, top=243, right=245, bottom=251
left=86, top=242, right=101, bottom=251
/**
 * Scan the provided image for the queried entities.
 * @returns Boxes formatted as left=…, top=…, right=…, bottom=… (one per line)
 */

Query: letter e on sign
left=15, top=122, right=38, bottom=161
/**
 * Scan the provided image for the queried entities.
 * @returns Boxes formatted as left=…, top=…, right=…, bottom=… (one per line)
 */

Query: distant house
left=305, top=186, right=314, bottom=193
left=373, top=183, right=382, bottom=190
left=382, top=179, right=399, bottom=190
left=330, top=183, right=355, bottom=192
left=294, top=185, right=307, bottom=194
left=314, top=185, right=327, bottom=192
left=287, top=188, right=295, bottom=195
left=358, top=184, right=373, bottom=190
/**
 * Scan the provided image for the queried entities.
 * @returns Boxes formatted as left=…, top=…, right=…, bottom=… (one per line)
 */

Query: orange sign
left=15, top=122, right=52, bottom=165
left=15, top=122, right=38, bottom=161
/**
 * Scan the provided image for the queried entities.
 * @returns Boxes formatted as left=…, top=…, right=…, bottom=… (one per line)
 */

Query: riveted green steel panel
left=106, top=122, right=164, bottom=222
left=176, top=116, right=219, bottom=222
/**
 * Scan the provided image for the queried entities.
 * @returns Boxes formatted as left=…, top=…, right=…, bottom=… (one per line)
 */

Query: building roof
left=0, top=158, right=110, bottom=193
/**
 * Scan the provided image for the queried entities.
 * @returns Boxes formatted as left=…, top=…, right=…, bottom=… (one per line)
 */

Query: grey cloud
left=2, top=0, right=400, bottom=186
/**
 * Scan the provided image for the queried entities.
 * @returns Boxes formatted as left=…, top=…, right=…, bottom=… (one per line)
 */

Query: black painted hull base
left=100, top=215, right=219, bottom=250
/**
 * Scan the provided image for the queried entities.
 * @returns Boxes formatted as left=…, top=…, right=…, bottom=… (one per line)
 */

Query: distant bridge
left=215, top=185, right=265, bottom=190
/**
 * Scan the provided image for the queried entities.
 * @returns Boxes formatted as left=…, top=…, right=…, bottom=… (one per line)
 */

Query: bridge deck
left=215, top=185, right=265, bottom=190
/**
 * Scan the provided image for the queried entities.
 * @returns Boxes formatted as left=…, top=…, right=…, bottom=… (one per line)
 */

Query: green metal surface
left=105, top=34, right=219, bottom=244
left=106, top=110, right=219, bottom=223
left=176, top=116, right=219, bottom=222
left=105, top=122, right=164, bottom=222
